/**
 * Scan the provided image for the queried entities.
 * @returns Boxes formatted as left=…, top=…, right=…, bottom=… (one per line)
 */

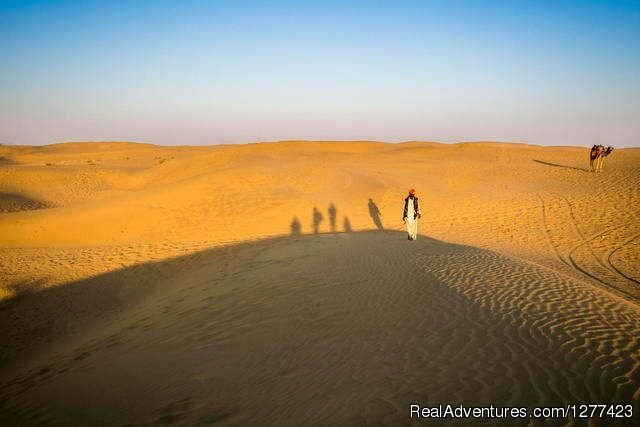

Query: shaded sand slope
left=1, top=232, right=639, bottom=425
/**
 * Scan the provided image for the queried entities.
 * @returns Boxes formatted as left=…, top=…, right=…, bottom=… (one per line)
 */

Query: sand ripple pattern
left=1, top=232, right=638, bottom=426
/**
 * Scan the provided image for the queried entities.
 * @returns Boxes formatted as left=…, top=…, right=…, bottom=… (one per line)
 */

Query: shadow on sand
left=367, top=198, right=383, bottom=230
left=1, top=231, right=637, bottom=425
left=328, top=203, right=337, bottom=232
left=343, top=217, right=352, bottom=232
left=290, top=217, right=301, bottom=236
left=0, top=156, right=18, bottom=166
left=294, top=204, right=351, bottom=235
left=0, top=192, right=53, bottom=213
left=312, top=207, right=323, bottom=233
left=533, top=159, right=588, bottom=172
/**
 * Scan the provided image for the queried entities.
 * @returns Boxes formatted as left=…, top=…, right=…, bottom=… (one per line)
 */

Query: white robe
left=406, top=197, right=418, bottom=240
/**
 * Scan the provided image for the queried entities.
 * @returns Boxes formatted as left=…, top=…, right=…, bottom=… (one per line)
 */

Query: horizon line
left=2, top=139, right=636, bottom=149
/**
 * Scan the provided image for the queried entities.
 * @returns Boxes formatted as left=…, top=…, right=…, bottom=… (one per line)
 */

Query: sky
left=1, top=0, right=639, bottom=146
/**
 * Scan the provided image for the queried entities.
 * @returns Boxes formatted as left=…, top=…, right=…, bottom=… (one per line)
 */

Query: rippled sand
left=1, top=141, right=638, bottom=425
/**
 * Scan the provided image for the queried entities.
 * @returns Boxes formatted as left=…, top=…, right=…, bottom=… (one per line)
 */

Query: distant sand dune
left=0, top=141, right=639, bottom=425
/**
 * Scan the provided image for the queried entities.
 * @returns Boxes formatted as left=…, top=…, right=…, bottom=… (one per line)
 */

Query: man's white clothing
left=406, top=197, right=419, bottom=240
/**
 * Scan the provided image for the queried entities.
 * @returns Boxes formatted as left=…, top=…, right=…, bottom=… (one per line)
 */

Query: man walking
left=402, top=189, right=421, bottom=240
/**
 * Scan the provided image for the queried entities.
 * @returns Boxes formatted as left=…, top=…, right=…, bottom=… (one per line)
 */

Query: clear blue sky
left=1, top=0, right=639, bottom=146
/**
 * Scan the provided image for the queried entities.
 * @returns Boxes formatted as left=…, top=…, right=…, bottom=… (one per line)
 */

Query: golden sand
left=0, top=141, right=638, bottom=424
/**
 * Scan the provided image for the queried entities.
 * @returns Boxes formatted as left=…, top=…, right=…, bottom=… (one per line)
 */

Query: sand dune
left=0, top=141, right=639, bottom=425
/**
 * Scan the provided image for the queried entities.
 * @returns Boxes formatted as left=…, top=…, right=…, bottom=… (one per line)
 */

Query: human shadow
left=328, top=203, right=337, bottom=232
left=1, top=230, right=636, bottom=425
left=533, top=159, right=588, bottom=172
left=290, top=217, right=301, bottom=236
left=368, top=198, right=383, bottom=230
left=312, top=207, right=323, bottom=234
left=343, top=217, right=352, bottom=233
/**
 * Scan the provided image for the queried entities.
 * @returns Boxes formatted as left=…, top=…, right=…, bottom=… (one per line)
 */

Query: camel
left=595, top=146, right=614, bottom=172
left=589, top=144, right=603, bottom=172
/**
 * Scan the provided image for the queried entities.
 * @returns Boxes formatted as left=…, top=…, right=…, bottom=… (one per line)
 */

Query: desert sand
left=0, top=141, right=639, bottom=425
